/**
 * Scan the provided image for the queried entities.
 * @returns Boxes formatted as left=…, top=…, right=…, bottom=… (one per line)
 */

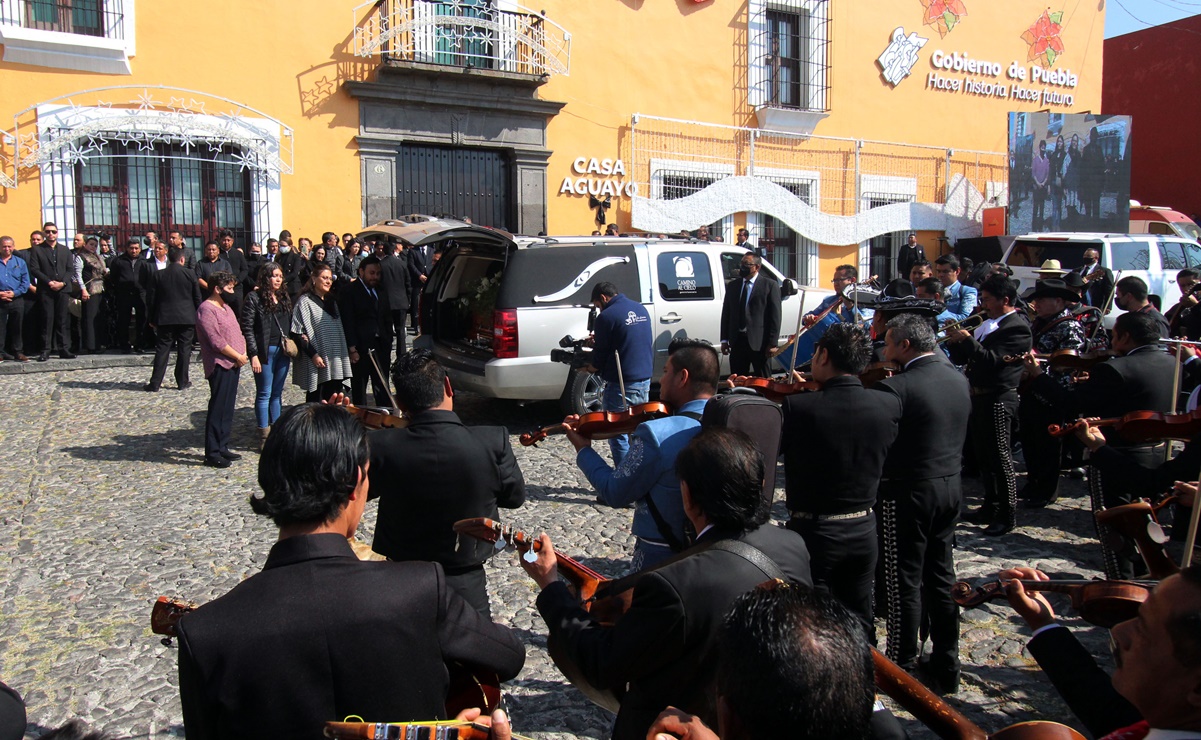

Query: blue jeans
left=254, top=345, right=291, bottom=428
left=603, top=378, right=650, bottom=467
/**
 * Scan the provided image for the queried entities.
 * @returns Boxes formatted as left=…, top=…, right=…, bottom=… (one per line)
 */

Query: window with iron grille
left=72, top=141, right=254, bottom=260
left=659, top=171, right=730, bottom=241
left=0, top=0, right=131, bottom=73
left=749, top=0, right=830, bottom=112
left=756, top=179, right=817, bottom=285
left=24, top=0, right=103, bottom=35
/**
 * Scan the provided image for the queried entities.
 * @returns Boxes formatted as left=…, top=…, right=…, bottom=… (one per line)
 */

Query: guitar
left=453, top=517, right=633, bottom=712
left=150, top=596, right=501, bottom=717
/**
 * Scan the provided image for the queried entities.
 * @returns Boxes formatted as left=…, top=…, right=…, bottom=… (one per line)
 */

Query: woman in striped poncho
left=290, top=263, right=352, bottom=402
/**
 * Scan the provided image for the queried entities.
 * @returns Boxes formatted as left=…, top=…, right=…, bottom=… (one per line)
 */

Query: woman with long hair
left=290, top=263, right=352, bottom=403
left=241, top=262, right=293, bottom=449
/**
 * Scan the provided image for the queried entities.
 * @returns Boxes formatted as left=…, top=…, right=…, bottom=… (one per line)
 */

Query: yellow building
left=0, top=0, right=1104, bottom=282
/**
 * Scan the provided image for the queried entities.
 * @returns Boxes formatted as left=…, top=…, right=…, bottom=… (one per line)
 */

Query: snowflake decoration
left=230, top=150, right=258, bottom=172
left=1021, top=9, right=1066, bottom=68
left=136, top=90, right=163, bottom=111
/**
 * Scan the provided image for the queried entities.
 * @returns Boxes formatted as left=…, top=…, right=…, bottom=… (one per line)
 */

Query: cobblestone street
left=1, top=363, right=1116, bottom=738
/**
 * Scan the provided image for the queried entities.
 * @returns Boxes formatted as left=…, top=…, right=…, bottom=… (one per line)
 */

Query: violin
left=951, top=578, right=1155, bottom=629
left=860, top=362, right=900, bottom=387
left=728, top=374, right=820, bottom=402
left=519, top=402, right=670, bottom=447
left=345, top=403, right=409, bottom=430
left=1094, top=500, right=1181, bottom=580
left=873, top=647, right=1086, bottom=739
left=1048, top=408, right=1201, bottom=442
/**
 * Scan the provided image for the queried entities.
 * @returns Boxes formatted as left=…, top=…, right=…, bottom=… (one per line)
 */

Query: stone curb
left=0, top=352, right=201, bottom=375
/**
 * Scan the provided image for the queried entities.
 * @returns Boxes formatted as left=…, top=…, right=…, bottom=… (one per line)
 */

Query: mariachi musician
left=787, top=264, right=875, bottom=370
left=518, top=426, right=812, bottom=740
left=1016, top=278, right=1087, bottom=509
left=1024, top=311, right=1176, bottom=579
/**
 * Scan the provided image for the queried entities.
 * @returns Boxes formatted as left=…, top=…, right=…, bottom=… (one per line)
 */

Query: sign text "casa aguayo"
left=559, top=157, right=640, bottom=198
left=925, top=50, right=1079, bottom=107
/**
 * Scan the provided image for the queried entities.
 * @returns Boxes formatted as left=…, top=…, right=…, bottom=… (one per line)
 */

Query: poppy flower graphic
left=1022, top=9, right=1066, bottom=68
left=920, top=0, right=968, bottom=37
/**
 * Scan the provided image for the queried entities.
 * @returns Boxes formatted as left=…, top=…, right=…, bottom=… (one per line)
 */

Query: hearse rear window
left=657, top=252, right=714, bottom=301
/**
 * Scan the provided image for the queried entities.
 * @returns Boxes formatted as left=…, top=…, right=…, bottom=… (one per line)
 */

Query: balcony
left=0, top=0, right=133, bottom=73
left=353, top=0, right=571, bottom=79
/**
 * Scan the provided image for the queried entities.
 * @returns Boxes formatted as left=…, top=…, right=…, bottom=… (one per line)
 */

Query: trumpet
left=936, top=313, right=985, bottom=343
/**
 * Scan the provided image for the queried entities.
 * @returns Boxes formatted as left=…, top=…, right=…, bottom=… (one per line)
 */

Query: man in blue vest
left=586, top=281, right=653, bottom=466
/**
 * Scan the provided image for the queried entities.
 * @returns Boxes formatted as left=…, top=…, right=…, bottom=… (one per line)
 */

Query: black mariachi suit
left=177, top=533, right=525, bottom=740
left=719, top=273, right=782, bottom=377
left=28, top=241, right=74, bottom=352
left=407, top=243, right=434, bottom=327
left=367, top=409, right=525, bottom=617
left=107, top=252, right=150, bottom=352
left=146, top=263, right=202, bottom=390
left=1025, top=626, right=1141, bottom=738
left=379, top=251, right=412, bottom=369
left=1028, top=344, right=1176, bottom=578
left=947, top=311, right=1033, bottom=522
left=781, top=375, right=900, bottom=633
left=873, top=354, right=971, bottom=672
left=535, top=524, right=811, bottom=740
left=338, top=279, right=390, bottom=407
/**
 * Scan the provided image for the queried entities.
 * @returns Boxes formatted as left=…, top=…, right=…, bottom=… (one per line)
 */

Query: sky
left=1104, top=0, right=1201, bottom=38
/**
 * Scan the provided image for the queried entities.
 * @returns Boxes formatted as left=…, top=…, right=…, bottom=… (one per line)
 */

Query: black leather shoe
left=0, top=352, right=14, bottom=361
left=177, top=382, right=192, bottom=391
left=143, top=384, right=159, bottom=392
left=37, top=351, right=50, bottom=362
left=59, top=350, right=77, bottom=360
left=984, top=514, right=1016, bottom=536
left=917, top=663, right=961, bottom=695
left=203, top=457, right=232, bottom=469
left=1023, top=493, right=1059, bottom=509
left=219, top=450, right=242, bottom=461
left=963, top=507, right=996, bottom=525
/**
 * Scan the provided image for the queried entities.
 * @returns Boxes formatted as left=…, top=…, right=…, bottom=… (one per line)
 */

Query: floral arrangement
left=456, top=271, right=503, bottom=318
left=920, top=0, right=967, bottom=38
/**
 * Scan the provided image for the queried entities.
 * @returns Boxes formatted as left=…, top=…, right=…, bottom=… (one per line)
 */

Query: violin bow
left=614, top=349, right=627, bottom=410
left=367, top=348, right=402, bottom=414
left=787, top=288, right=805, bottom=381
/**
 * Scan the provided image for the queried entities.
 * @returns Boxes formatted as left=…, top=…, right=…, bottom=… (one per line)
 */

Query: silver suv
left=358, top=217, right=825, bottom=414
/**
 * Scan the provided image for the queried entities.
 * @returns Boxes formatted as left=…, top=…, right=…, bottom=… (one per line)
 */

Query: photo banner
left=1007, top=112, right=1132, bottom=235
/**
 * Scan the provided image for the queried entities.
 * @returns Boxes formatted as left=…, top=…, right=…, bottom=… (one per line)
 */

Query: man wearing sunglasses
left=28, top=222, right=75, bottom=361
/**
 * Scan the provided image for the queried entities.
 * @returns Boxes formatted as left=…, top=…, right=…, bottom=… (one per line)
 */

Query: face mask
left=738, top=264, right=752, bottom=278
left=279, top=246, right=291, bottom=253
left=1083, top=255, right=1096, bottom=265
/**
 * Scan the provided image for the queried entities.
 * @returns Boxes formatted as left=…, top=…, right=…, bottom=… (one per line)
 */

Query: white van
left=1000, top=232, right=1201, bottom=321
left=357, top=217, right=825, bottom=413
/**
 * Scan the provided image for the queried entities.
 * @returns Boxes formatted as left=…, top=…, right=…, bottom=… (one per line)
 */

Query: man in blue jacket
left=934, top=255, right=978, bottom=324
left=565, top=338, right=716, bottom=570
left=586, top=281, right=654, bottom=465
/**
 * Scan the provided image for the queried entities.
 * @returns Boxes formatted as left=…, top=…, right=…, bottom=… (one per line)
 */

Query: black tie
left=738, top=280, right=750, bottom=331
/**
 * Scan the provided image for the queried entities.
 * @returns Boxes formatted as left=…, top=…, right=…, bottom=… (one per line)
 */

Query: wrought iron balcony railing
left=353, top=0, right=571, bottom=77
left=0, top=0, right=125, bottom=39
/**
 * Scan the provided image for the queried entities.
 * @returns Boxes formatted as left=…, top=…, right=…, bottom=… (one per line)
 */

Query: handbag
left=273, top=312, right=299, bottom=358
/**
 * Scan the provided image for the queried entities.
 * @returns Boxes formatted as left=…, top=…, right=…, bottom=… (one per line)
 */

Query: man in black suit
left=276, top=239, right=304, bottom=299
left=520, top=426, right=812, bottom=740
left=339, top=256, right=390, bottom=407
left=896, top=233, right=926, bottom=281
left=782, top=323, right=900, bottom=634
left=145, top=247, right=202, bottom=392
left=14, top=232, right=42, bottom=357
left=407, top=241, right=434, bottom=332
left=366, top=350, right=525, bottom=617
left=999, top=565, right=1201, bottom=739
left=164, top=229, right=198, bottom=274
left=176, top=403, right=525, bottom=739
left=720, top=252, right=782, bottom=377
left=1073, top=247, right=1115, bottom=312
left=108, top=238, right=150, bottom=354
left=217, top=229, right=248, bottom=318
left=1024, top=311, right=1176, bottom=579
left=946, top=274, right=1033, bottom=536
left=872, top=314, right=971, bottom=692
left=28, top=221, right=76, bottom=361
left=378, top=239, right=412, bottom=366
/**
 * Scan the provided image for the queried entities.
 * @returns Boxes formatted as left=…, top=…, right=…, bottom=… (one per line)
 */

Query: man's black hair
left=1117, top=275, right=1149, bottom=302
left=815, top=322, right=871, bottom=375
left=885, top=313, right=937, bottom=353
left=675, top=427, right=767, bottom=532
left=205, top=270, right=237, bottom=296
left=591, top=282, right=619, bottom=302
left=934, top=254, right=960, bottom=272
left=718, top=582, right=874, bottom=740
left=216, top=228, right=234, bottom=240
left=666, top=337, right=719, bottom=393
left=252, top=404, right=368, bottom=527
left=391, top=349, right=447, bottom=413
left=167, top=246, right=185, bottom=264
left=910, top=258, right=931, bottom=271
left=979, top=273, right=1017, bottom=304
left=358, top=255, right=381, bottom=271
left=1177, top=269, right=1200, bottom=283
left=1113, top=310, right=1162, bottom=347
left=916, top=277, right=943, bottom=296
left=834, top=264, right=858, bottom=280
